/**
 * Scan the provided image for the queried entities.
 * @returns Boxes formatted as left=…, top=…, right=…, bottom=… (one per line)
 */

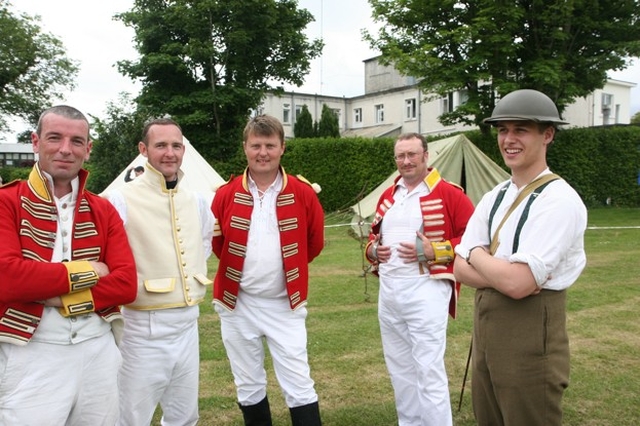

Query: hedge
left=4, top=126, right=638, bottom=211
left=281, top=125, right=640, bottom=212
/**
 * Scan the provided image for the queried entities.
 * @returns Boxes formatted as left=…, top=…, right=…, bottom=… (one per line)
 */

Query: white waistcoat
left=121, top=167, right=208, bottom=310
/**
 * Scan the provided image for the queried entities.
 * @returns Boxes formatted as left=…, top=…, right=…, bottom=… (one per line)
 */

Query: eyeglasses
left=394, top=150, right=425, bottom=162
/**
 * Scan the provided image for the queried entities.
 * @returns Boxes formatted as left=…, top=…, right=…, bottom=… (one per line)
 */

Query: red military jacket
left=211, top=167, right=324, bottom=311
left=366, top=168, right=474, bottom=318
left=0, top=164, right=137, bottom=345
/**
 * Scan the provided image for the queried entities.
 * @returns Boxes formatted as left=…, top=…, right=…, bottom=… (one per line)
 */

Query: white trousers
left=117, top=306, right=200, bottom=426
left=0, top=332, right=121, bottom=426
left=216, top=294, right=318, bottom=408
left=378, top=276, right=453, bottom=426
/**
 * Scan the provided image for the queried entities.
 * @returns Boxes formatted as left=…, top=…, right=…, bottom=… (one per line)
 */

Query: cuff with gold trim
left=431, top=241, right=454, bottom=264
left=63, top=260, right=99, bottom=293
left=59, top=289, right=95, bottom=317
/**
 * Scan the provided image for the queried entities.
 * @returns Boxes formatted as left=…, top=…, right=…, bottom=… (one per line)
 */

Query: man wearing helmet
left=453, top=89, right=587, bottom=426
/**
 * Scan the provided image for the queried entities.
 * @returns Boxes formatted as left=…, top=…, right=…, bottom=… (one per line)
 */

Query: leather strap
left=489, top=174, right=560, bottom=255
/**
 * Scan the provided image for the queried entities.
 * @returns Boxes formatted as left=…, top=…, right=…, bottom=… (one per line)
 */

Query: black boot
left=238, top=396, right=273, bottom=426
left=289, top=401, right=322, bottom=426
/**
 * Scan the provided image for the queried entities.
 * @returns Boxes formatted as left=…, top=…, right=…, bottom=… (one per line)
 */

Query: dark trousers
left=472, top=288, right=570, bottom=426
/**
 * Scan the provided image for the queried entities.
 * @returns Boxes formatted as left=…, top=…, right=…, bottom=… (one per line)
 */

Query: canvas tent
left=350, top=134, right=510, bottom=236
left=100, top=136, right=225, bottom=204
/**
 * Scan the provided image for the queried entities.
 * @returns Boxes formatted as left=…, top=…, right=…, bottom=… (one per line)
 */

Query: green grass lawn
left=156, top=207, right=640, bottom=425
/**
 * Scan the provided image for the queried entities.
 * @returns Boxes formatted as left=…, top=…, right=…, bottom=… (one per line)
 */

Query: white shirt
left=378, top=178, right=431, bottom=279
left=455, top=170, right=587, bottom=290
left=239, top=173, right=287, bottom=298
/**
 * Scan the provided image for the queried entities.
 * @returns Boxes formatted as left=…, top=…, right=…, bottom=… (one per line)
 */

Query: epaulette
left=0, top=179, right=21, bottom=189
left=447, top=180, right=465, bottom=192
left=216, top=175, right=235, bottom=189
left=296, top=174, right=322, bottom=193
left=295, top=174, right=313, bottom=187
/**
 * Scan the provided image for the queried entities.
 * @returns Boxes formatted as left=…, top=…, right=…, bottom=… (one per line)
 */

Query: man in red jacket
left=212, top=114, right=324, bottom=426
left=365, top=132, right=474, bottom=425
left=0, top=105, right=137, bottom=425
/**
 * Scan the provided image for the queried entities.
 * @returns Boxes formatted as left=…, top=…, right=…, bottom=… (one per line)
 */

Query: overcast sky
left=5, top=0, right=639, bottom=140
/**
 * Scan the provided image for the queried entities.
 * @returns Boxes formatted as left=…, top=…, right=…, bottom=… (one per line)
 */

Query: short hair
left=495, top=121, right=558, bottom=136
left=141, top=118, right=182, bottom=145
left=537, top=122, right=557, bottom=134
left=395, top=132, right=428, bottom=152
left=243, top=115, right=284, bottom=144
left=36, top=105, right=90, bottom=138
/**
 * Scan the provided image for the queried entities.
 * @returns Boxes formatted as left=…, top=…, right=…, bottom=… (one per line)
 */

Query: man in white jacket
left=106, top=118, right=214, bottom=426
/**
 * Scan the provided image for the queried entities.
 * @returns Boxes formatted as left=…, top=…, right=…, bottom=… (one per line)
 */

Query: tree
left=294, top=104, right=314, bottom=138
left=317, top=104, right=340, bottom=138
left=365, top=0, right=640, bottom=134
left=631, top=111, right=640, bottom=125
left=116, top=0, right=323, bottom=162
left=0, top=0, right=78, bottom=136
left=86, top=94, right=150, bottom=194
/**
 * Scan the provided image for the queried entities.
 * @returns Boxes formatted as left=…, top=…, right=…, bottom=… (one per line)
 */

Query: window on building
left=441, top=93, right=454, bottom=113
left=295, top=105, right=303, bottom=119
left=375, top=104, right=385, bottom=123
left=405, top=98, right=417, bottom=120
left=354, top=108, right=362, bottom=123
left=332, top=108, right=341, bottom=125
left=458, top=90, right=469, bottom=105
left=250, top=106, right=264, bottom=117
left=283, top=103, right=291, bottom=124
left=602, top=93, right=613, bottom=125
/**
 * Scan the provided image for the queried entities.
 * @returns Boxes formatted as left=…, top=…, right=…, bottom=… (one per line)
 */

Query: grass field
left=156, top=207, right=640, bottom=425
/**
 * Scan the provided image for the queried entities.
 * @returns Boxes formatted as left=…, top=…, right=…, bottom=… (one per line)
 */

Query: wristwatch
left=466, top=246, right=483, bottom=265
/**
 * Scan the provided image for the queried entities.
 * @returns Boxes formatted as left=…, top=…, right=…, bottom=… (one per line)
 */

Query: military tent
left=350, top=134, right=510, bottom=236
left=100, top=136, right=225, bottom=204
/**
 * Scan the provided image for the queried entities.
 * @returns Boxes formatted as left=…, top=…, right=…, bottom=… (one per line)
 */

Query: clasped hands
left=370, top=231, right=433, bottom=264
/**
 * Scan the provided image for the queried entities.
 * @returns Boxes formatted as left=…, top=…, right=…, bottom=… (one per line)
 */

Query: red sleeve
left=0, top=185, right=72, bottom=303
left=211, top=187, right=227, bottom=260
left=305, top=185, right=325, bottom=262
left=445, top=184, right=475, bottom=248
left=365, top=187, right=392, bottom=265
left=0, top=190, right=137, bottom=308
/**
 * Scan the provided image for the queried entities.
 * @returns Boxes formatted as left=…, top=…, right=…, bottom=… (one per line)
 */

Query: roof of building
left=0, top=143, right=35, bottom=154
left=340, top=124, right=402, bottom=138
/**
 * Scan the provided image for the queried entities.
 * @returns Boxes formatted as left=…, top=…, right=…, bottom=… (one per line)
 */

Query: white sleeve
left=104, top=190, right=128, bottom=225
left=454, top=188, right=496, bottom=257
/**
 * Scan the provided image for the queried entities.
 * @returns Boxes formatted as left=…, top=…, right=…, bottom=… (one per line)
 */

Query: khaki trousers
left=472, top=288, right=570, bottom=426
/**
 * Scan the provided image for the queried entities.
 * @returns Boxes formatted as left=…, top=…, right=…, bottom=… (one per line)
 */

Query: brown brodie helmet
left=483, top=89, right=569, bottom=126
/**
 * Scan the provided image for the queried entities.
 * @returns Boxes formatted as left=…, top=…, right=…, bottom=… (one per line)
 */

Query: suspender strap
left=512, top=179, right=557, bottom=252
left=488, top=174, right=560, bottom=255
left=488, top=182, right=510, bottom=241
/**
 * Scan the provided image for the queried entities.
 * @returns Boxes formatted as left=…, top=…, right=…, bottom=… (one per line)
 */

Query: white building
left=260, top=57, right=637, bottom=139
left=0, top=143, right=37, bottom=168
